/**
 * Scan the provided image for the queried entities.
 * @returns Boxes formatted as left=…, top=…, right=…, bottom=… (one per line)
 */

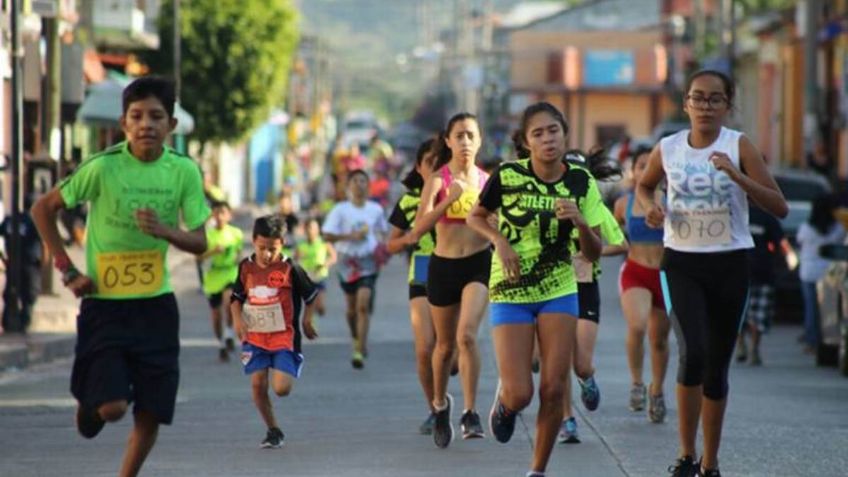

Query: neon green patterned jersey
left=59, top=141, right=211, bottom=300
left=388, top=190, right=436, bottom=285
left=478, top=159, right=606, bottom=303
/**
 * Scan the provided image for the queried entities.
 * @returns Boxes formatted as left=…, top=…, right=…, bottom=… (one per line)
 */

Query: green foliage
left=142, top=0, right=300, bottom=143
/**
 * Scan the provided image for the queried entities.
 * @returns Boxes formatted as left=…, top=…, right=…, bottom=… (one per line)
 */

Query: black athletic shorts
left=577, top=281, right=600, bottom=323
left=70, top=293, right=180, bottom=425
left=409, top=284, right=427, bottom=300
left=427, top=248, right=491, bottom=307
left=206, top=283, right=234, bottom=308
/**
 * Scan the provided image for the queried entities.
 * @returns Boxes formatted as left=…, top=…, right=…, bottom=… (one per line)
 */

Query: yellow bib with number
left=445, top=189, right=479, bottom=220
left=95, top=250, right=164, bottom=297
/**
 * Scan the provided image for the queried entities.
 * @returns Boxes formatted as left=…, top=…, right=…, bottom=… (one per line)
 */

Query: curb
left=0, top=333, right=76, bottom=372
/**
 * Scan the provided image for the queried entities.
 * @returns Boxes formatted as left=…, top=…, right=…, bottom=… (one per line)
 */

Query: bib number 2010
left=96, top=250, right=164, bottom=297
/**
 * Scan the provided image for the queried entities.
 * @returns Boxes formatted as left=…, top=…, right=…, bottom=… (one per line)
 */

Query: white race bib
left=671, top=207, right=732, bottom=247
left=243, top=302, right=287, bottom=333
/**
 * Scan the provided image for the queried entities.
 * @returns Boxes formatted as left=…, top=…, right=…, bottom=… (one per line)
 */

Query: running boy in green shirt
left=31, top=77, right=210, bottom=477
left=295, top=217, right=336, bottom=326
left=198, top=200, right=243, bottom=362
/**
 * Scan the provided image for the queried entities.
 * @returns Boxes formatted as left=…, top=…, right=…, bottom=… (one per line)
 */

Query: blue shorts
left=489, top=293, right=579, bottom=326
left=240, top=343, right=303, bottom=378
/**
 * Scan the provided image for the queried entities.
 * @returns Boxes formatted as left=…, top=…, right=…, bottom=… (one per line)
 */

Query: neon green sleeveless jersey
left=478, top=159, right=606, bottom=303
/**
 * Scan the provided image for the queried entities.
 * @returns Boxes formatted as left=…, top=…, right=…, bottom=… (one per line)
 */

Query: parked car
left=815, top=243, right=848, bottom=375
left=771, top=169, right=832, bottom=322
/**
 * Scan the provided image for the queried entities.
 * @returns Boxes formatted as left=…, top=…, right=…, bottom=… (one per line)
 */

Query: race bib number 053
left=446, top=189, right=478, bottom=220
left=96, top=250, right=164, bottom=297
left=671, top=208, right=732, bottom=247
left=243, top=303, right=287, bottom=333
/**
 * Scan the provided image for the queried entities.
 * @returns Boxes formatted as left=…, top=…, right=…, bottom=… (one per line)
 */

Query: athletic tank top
left=435, top=165, right=489, bottom=224
left=625, top=192, right=663, bottom=243
left=660, top=127, right=754, bottom=252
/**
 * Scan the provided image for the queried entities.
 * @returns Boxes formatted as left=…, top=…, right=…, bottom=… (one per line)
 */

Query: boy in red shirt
left=231, top=215, right=318, bottom=448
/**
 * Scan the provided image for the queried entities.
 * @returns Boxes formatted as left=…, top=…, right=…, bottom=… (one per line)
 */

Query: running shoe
left=557, top=417, right=580, bottom=444
left=351, top=351, right=364, bottom=369
left=75, top=404, right=105, bottom=439
left=629, top=382, right=646, bottom=411
left=460, top=410, right=485, bottom=439
left=489, top=384, right=517, bottom=444
left=648, top=393, right=666, bottom=424
left=218, top=348, right=229, bottom=362
left=526, top=472, right=545, bottom=477
left=225, top=337, right=236, bottom=352
left=667, top=456, right=698, bottom=477
left=578, top=375, right=600, bottom=411
left=699, top=467, right=722, bottom=477
left=419, top=412, right=436, bottom=435
left=260, top=427, right=284, bottom=448
left=433, top=394, right=454, bottom=448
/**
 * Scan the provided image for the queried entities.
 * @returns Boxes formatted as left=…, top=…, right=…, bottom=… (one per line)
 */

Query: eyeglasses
left=685, top=94, right=728, bottom=109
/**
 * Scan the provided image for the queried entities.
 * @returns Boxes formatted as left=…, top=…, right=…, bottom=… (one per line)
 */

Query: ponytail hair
left=564, top=147, right=622, bottom=182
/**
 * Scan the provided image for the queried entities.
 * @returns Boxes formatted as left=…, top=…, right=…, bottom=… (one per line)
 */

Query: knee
left=355, top=302, right=369, bottom=316
left=538, top=380, right=565, bottom=406
left=273, top=382, right=292, bottom=397
left=434, top=338, right=455, bottom=358
left=651, top=336, right=669, bottom=354
left=456, top=332, right=476, bottom=353
left=501, top=383, right=533, bottom=411
left=98, top=400, right=128, bottom=422
left=415, top=344, right=434, bottom=365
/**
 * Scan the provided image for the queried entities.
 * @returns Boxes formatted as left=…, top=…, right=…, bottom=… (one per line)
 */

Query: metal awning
left=76, top=78, right=195, bottom=135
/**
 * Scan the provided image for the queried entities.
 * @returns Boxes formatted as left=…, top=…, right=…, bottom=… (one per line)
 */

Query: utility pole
left=693, top=0, right=706, bottom=60
left=173, top=0, right=185, bottom=153
left=803, top=0, right=822, bottom=158
left=721, top=0, right=736, bottom=76
left=40, top=1, right=62, bottom=296
left=6, top=0, right=24, bottom=332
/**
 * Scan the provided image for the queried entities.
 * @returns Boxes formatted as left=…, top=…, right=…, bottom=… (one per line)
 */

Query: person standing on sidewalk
left=231, top=215, right=318, bottom=449
left=386, top=138, right=440, bottom=434
left=737, top=205, right=790, bottom=365
left=407, top=113, right=491, bottom=447
left=467, top=102, right=604, bottom=477
left=197, top=201, right=243, bottom=362
left=637, top=69, right=787, bottom=477
left=612, top=146, right=671, bottom=422
left=1, top=194, right=45, bottom=333
left=30, top=77, right=211, bottom=477
left=796, top=194, right=844, bottom=355
left=322, top=169, right=389, bottom=369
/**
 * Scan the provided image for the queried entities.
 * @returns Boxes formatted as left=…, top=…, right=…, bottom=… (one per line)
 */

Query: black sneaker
left=225, top=337, right=236, bottom=352
left=75, top=405, right=105, bottom=439
left=260, top=427, right=284, bottom=448
left=432, top=394, right=454, bottom=448
left=460, top=410, right=485, bottom=439
left=668, top=456, right=698, bottom=477
left=218, top=348, right=229, bottom=362
left=698, top=460, right=722, bottom=477
left=489, top=385, right=517, bottom=443
left=419, top=412, right=437, bottom=435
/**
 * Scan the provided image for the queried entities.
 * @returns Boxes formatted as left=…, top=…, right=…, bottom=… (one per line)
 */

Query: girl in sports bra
left=407, top=113, right=491, bottom=448
left=613, top=146, right=671, bottom=424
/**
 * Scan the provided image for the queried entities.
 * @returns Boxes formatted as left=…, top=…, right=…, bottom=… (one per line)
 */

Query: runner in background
left=322, top=169, right=389, bottom=369
left=197, top=201, right=243, bottom=362
left=559, top=148, right=628, bottom=444
left=295, top=217, right=336, bottom=331
left=613, top=146, right=671, bottom=422
left=386, top=138, right=440, bottom=434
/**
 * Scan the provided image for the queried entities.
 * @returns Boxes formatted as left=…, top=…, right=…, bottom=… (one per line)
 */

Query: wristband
left=54, top=253, right=72, bottom=273
left=61, top=265, right=81, bottom=285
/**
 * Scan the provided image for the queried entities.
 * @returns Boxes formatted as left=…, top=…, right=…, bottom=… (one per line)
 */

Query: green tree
left=142, top=0, right=299, bottom=143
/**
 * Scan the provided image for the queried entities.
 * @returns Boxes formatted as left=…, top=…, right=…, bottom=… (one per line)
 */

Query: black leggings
left=661, top=248, right=749, bottom=400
